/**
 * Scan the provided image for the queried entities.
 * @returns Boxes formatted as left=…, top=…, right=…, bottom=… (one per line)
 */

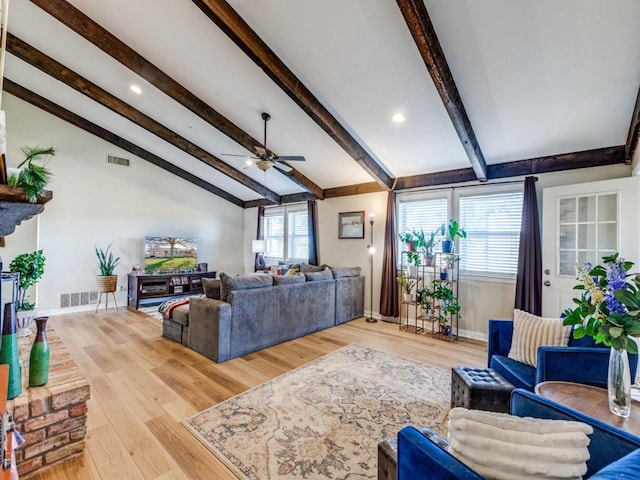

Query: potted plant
left=95, top=243, right=120, bottom=296
left=413, top=228, right=440, bottom=267
left=431, top=279, right=460, bottom=335
left=398, top=232, right=416, bottom=252
left=9, top=250, right=46, bottom=336
left=441, top=219, right=466, bottom=254
left=396, top=274, right=416, bottom=302
left=8, top=146, right=56, bottom=203
left=420, top=287, right=433, bottom=318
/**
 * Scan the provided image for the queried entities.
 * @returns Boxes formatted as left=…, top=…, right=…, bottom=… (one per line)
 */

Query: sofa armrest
left=187, top=297, right=232, bottom=362
left=487, top=319, right=513, bottom=367
left=511, top=389, right=640, bottom=476
left=397, top=426, right=483, bottom=480
left=536, top=347, right=638, bottom=389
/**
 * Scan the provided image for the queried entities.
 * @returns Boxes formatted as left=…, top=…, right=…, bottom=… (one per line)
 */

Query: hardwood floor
left=29, top=309, right=487, bottom=479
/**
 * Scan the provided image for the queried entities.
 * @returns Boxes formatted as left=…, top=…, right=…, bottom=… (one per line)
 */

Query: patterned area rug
left=138, top=305, right=162, bottom=321
left=183, top=344, right=450, bottom=480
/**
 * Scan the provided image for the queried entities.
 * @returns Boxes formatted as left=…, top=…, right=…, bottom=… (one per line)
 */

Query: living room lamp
left=252, top=240, right=266, bottom=270
left=366, top=213, right=377, bottom=323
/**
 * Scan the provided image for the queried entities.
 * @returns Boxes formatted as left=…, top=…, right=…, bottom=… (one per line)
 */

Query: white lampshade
left=252, top=240, right=266, bottom=253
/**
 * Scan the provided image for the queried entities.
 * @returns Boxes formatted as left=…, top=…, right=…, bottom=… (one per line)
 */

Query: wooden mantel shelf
left=0, top=185, right=53, bottom=235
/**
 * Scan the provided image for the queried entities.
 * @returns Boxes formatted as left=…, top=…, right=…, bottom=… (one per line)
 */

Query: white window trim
left=264, top=203, right=308, bottom=264
left=455, top=183, right=524, bottom=280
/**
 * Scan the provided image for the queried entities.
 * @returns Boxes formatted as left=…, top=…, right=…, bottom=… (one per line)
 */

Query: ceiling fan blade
left=221, top=153, right=259, bottom=159
left=273, top=162, right=293, bottom=173
left=276, top=155, right=305, bottom=162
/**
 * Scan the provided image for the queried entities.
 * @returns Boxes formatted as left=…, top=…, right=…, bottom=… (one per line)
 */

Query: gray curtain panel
left=515, top=176, right=542, bottom=315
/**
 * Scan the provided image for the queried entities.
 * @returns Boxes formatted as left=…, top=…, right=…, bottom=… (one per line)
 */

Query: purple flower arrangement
left=564, top=253, right=640, bottom=352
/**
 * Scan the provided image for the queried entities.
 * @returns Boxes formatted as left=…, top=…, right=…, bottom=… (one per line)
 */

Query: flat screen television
left=144, top=236, right=197, bottom=273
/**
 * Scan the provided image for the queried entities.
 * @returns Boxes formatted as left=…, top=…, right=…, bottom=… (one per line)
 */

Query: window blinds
left=458, top=191, right=523, bottom=277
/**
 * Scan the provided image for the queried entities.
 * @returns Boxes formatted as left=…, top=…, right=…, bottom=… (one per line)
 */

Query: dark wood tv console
left=127, top=271, right=217, bottom=309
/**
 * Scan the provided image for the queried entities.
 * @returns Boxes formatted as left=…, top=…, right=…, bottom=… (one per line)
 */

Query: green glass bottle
left=29, top=317, right=50, bottom=387
left=0, top=302, right=22, bottom=399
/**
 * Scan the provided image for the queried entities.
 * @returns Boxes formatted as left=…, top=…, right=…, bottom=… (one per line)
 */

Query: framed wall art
left=338, top=211, right=365, bottom=239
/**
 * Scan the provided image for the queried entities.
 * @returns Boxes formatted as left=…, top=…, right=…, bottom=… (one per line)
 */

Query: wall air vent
left=107, top=154, right=130, bottom=167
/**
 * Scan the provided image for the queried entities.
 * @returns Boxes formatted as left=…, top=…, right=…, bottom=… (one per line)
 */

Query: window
left=458, top=190, right=524, bottom=277
left=264, top=205, right=308, bottom=263
left=397, top=195, right=449, bottom=241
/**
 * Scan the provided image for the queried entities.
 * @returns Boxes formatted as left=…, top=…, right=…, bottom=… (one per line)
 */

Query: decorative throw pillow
left=300, top=263, right=324, bottom=273
left=202, top=278, right=221, bottom=300
left=331, top=267, right=362, bottom=278
left=447, top=408, right=592, bottom=480
left=273, top=273, right=305, bottom=285
left=508, top=309, right=572, bottom=367
left=304, top=269, right=334, bottom=282
left=219, top=272, right=273, bottom=302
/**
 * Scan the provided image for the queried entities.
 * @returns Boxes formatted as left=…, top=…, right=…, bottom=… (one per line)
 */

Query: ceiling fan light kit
left=223, top=112, right=305, bottom=172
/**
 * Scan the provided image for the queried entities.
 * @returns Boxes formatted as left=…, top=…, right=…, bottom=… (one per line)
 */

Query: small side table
left=535, top=381, right=640, bottom=437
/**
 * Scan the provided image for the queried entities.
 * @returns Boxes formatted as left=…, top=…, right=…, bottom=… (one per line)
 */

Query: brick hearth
left=8, top=326, right=90, bottom=477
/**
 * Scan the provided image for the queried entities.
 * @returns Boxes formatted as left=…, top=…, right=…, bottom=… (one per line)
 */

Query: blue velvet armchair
left=396, top=389, right=640, bottom=480
left=488, top=319, right=638, bottom=390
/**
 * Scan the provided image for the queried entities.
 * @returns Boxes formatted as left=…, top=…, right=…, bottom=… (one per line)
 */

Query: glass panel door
left=557, top=193, right=617, bottom=276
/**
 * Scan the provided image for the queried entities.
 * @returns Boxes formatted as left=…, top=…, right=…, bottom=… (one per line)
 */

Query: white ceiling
left=3, top=0, right=639, bottom=203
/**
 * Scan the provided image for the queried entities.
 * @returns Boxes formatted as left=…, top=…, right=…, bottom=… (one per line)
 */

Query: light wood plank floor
left=29, top=309, right=487, bottom=479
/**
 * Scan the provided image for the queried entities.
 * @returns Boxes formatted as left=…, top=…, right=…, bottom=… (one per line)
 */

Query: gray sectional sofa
left=161, top=266, right=364, bottom=362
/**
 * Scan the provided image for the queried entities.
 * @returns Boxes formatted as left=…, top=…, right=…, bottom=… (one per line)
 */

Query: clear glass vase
left=608, top=347, right=631, bottom=418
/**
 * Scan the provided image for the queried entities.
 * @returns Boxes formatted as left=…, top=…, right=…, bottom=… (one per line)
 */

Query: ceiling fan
left=222, top=112, right=306, bottom=172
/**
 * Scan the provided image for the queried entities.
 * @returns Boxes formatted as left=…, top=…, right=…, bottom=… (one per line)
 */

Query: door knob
left=543, top=280, right=551, bottom=287
left=544, top=269, right=550, bottom=275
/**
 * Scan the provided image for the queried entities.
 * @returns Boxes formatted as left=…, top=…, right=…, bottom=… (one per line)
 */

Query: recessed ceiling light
left=392, top=113, right=405, bottom=123
left=129, top=84, right=142, bottom=95
left=245, top=159, right=254, bottom=167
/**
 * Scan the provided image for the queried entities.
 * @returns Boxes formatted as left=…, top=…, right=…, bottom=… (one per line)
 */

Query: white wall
left=1, top=94, right=245, bottom=313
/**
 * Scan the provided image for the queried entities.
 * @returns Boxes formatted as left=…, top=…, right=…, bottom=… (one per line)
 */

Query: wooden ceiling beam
left=625, top=85, right=640, bottom=163
left=244, top=192, right=315, bottom=209
left=191, top=0, right=394, bottom=190
left=396, top=0, right=487, bottom=182
left=323, top=182, right=387, bottom=199
left=8, top=34, right=280, bottom=204
left=395, top=146, right=626, bottom=190
left=29, top=0, right=323, bottom=199
left=3, top=79, right=245, bottom=207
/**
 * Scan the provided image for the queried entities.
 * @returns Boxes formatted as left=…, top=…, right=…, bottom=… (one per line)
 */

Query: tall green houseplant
left=95, top=244, right=120, bottom=312
left=9, top=250, right=46, bottom=311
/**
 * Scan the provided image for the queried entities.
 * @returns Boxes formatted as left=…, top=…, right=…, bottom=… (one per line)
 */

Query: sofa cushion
left=331, top=266, right=361, bottom=278
left=508, top=309, right=571, bottom=367
left=490, top=355, right=536, bottom=390
left=202, top=278, right=221, bottom=300
left=447, top=407, right=592, bottom=480
left=300, top=263, right=324, bottom=273
left=589, top=449, right=640, bottom=479
left=304, top=269, right=334, bottom=282
left=219, top=272, right=274, bottom=302
left=273, top=273, right=305, bottom=285
left=171, top=304, right=190, bottom=326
